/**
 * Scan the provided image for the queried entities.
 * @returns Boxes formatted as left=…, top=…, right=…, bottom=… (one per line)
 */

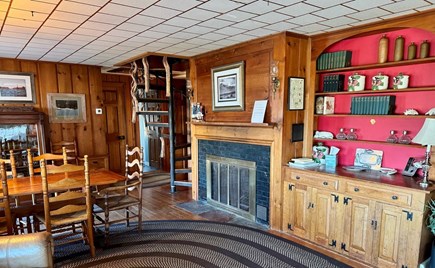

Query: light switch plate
left=96, top=108, right=103, bottom=114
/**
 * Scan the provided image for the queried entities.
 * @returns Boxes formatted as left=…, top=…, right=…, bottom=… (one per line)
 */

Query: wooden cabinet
left=282, top=166, right=433, bottom=268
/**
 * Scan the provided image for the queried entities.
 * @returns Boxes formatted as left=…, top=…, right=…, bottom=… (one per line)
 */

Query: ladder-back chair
left=50, top=140, right=78, bottom=165
left=27, top=148, right=68, bottom=177
left=0, top=162, right=13, bottom=235
left=94, top=145, right=143, bottom=244
left=36, top=157, right=95, bottom=257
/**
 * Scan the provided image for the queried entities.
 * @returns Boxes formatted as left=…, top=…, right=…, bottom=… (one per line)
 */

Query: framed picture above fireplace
left=211, top=61, right=244, bottom=111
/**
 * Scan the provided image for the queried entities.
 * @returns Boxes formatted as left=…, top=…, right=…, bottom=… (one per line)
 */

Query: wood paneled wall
left=0, top=58, right=107, bottom=157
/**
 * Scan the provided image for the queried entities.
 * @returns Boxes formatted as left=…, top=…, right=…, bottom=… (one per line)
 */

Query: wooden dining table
left=7, top=168, right=125, bottom=197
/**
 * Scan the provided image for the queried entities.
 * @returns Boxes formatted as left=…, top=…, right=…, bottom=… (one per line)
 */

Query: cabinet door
left=310, top=188, right=341, bottom=249
left=282, top=181, right=311, bottom=239
left=372, top=203, right=409, bottom=268
left=342, top=195, right=376, bottom=264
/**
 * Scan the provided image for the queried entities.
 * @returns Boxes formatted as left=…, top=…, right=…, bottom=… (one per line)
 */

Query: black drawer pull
left=295, top=176, right=300, bottom=180
left=354, top=187, right=359, bottom=192
left=323, top=181, right=328, bottom=186
left=392, top=195, right=398, bottom=200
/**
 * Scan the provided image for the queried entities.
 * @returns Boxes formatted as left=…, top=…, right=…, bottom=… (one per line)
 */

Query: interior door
left=103, top=82, right=126, bottom=174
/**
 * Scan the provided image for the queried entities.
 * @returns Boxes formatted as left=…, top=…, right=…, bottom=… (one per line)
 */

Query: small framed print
left=288, top=77, right=305, bottom=110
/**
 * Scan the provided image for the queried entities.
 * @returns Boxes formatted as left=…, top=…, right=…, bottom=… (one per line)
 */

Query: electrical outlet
left=96, top=108, right=103, bottom=115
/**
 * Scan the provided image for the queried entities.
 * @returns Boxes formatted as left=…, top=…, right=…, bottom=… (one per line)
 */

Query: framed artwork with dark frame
left=288, top=77, right=305, bottom=110
left=0, top=72, right=36, bottom=104
left=211, top=61, right=244, bottom=111
left=47, top=93, right=87, bottom=123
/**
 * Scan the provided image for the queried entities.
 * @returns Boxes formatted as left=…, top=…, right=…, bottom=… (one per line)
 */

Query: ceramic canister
left=348, top=73, right=365, bottom=91
left=372, top=73, right=389, bottom=90
left=393, top=73, right=409, bottom=89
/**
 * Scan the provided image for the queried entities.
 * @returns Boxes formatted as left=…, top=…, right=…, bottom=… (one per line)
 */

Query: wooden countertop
left=285, top=165, right=434, bottom=193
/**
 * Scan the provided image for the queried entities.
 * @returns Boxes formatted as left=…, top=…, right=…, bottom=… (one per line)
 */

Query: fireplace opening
left=206, top=155, right=256, bottom=221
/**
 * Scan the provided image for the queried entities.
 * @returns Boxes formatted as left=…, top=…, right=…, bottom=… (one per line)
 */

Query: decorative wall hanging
left=47, top=93, right=86, bottom=123
left=288, top=77, right=305, bottom=110
left=211, top=61, right=245, bottom=111
left=0, top=72, right=35, bottom=104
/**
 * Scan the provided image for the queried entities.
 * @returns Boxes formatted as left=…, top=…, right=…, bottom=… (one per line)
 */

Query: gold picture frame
left=47, top=93, right=86, bottom=123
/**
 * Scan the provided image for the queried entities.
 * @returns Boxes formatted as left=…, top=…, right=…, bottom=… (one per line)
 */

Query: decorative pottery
left=312, top=142, right=329, bottom=164
left=426, top=107, right=435, bottom=115
left=372, top=73, right=389, bottom=90
left=315, top=96, right=324, bottom=115
left=407, top=42, right=417, bottom=60
left=378, top=34, right=389, bottom=63
left=420, top=40, right=430, bottom=58
left=404, top=108, right=419, bottom=115
left=394, top=35, right=404, bottom=61
left=348, top=73, right=365, bottom=91
left=393, top=73, right=409, bottom=89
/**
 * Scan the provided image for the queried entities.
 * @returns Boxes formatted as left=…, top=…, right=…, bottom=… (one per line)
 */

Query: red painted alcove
left=315, top=28, right=435, bottom=172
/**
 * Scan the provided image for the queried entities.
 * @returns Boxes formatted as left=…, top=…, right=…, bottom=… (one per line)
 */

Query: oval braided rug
left=57, top=220, right=349, bottom=268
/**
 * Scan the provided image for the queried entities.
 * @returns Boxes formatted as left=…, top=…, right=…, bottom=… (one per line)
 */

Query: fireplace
left=206, top=155, right=256, bottom=221
left=198, top=140, right=270, bottom=225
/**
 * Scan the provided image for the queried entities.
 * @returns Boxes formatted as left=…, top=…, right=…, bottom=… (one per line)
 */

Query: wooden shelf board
left=314, top=114, right=435, bottom=118
left=313, top=138, right=424, bottom=148
left=191, top=121, right=276, bottom=128
left=315, top=87, right=435, bottom=96
left=316, top=57, right=435, bottom=74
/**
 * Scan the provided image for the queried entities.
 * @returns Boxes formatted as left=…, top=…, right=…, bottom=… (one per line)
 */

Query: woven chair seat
left=96, top=195, right=139, bottom=211
left=36, top=210, right=87, bottom=227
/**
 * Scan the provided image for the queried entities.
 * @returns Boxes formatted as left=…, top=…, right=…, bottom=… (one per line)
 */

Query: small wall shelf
left=315, top=86, right=435, bottom=96
left=313, top=138, right=424, bottom=148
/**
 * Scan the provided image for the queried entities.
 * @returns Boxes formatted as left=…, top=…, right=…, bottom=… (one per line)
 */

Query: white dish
left=379, top=168, right=397, bottom=175
left=343, top=165, right=367, bottom=172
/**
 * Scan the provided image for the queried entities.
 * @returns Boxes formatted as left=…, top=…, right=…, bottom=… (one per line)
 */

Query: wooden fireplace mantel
left=191, top=121, right=277, bottom=128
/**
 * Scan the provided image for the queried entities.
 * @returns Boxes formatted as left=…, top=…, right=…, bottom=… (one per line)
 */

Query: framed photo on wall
left=0, top=72, right=35, bottom=104
left=47, top=93, right=87, bottom=123
left=288, top=77, right=305, bottom=110
left=211, top=61, right=244, bottom=111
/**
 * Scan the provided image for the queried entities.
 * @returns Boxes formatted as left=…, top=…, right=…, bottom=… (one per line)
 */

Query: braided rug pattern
left=57, top=220, right=349, bottom=268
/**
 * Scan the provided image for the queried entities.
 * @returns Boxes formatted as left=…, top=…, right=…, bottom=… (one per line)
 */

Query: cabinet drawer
left=345, top=182, right=412, bottom=206
left=290, top=171, right=339, bottom=190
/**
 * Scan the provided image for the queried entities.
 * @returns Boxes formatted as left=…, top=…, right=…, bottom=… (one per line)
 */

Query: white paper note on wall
left=251, top=100, right=268, bottom=123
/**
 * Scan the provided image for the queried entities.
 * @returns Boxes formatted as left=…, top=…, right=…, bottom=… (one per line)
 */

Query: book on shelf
left=350, top=95, right=396, bottom=115
left=323, top=96, right=335, bottom=115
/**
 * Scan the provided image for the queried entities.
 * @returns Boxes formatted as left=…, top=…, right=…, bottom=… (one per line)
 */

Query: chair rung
left=173, top=181, right=192, bottom=187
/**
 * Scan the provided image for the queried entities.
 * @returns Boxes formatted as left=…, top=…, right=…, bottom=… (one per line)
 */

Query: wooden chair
left=36, top=156, right=95, bottom=257
left=27, top=148, right=68, bottom=177
left=50, top=140, right=78, bottom=165
left=94, top=145, right=143, bottom=244
left=0, top=162, right=13, bottom=235
left=0, top=150, right=17, bottom=179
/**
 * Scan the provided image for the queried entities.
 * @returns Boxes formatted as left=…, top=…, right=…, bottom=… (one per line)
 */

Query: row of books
left=317, top=50, right=352, bottom=70
left=322, top=74, right=345, bottom=92
left=350, top=96, right=396, bottom=115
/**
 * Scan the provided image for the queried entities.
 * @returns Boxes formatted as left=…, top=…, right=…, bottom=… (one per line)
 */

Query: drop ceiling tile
left=200, top=32, right=228, bottom=41
left=81, top=21, right=114, bottom=31
left=417, top=5, right=435, bottom=11
left=54, top=43, right=84, bottom=50
left=232, top=20, right=266, bottom=30
left=5, top=17, right=42, bottom=28
left=65, top=34, right=97, bottom=42
left=0, top=1, right=9, bottom=11
left=320, top=16, right=358, bottom=27
left=313, top=5, right=356, bottom=19
left=33, top=32, right=66, bottom=41
left=157, top=47, right=185, bottom=54
left=8, top=9, right=49, bottom=21
left=184, top=37, right=212, bottom=45
left=11, top=0, right=56, bottom=13
left=244, top=27, right=277, bottom=37
left=0, top=36, right=28, bottom=44
left=26, top=42, right=55, bottom=49
left=181, top=8, right=219, bottom=21
left=252, top=11, right=290, bottom=23
left=73, top=27, right=106, bottom=37
left=349, top=18, right=381, bottom=26
left=65, top=0, right=109, bottom=6
left=170, top=31, right=199, bottom=39
left=20, top=47, right=51, bottom=54
left=212, top=39, right=239, bottom=46
left=57, top=1, right=100, bottom=16
left=43, top=19, right=80, bottom=30
left=304, top=0, right=352, bottom=8
left=164, top=17, right=199, bottom=28
left=198, top=43, right=223, bottom=50
left=28, top=38, right=60, bottom=45
left=239, top=0, right=281, bottom=15
left=343, top=0, right=393, bottom=11
left=2, top=25, right=37, bottom=34
left=0, top=52, right=19, bottom=58
left=227, top=34, right=256, bottom=42
left=198, top=18, right=234, bottom=29
left=17, top=54, right=41, bottom=60
left=152, top=24, right=184, bottom=34
left=90, top=13, right=127, bottom=25
left=106, top=29, right=137, bottom=38
left=140, top=6, right=181, bottom=19
left=98, top=35, right=129, bottom=43
left=217, top=10, right=256, bottom=22
left=264, top=21, right=298, bottom=31
left=138, top=30, right=169, bottom=38
left=49, top=11, right=89, bottom=23
left=347, top=8, right=391, bottom=20
left=277, top=2, right=320, bottom=16
left=99, top=3, right=141, bottom=18
left=89, top=39, right=118, bottom=47
left=115, top=22, right=150, bottom=32
left=381, top=10, right=416, bottom=20
left=111, top=0, right=158, bottom=8
left=39, top=26, right=70, bottom=36
left=156, top=0, right=201, bottom=11
left=382, top=0, right=429, bottom=13
left=40, top=56, right=66, bottom=62
left=268, top=0, right=300, bottom=5
left=124, top=36, right=156, bottom=45
left=199, top=0, right=243, bottom=13
left=0, top=46, right=23, bottom=52
left=158, top=36, right=186, bottom=44
left=127, top=14, right=164, bottom=26
left=214, top=26, right=246, bottom=35
left=0, top=30, right=34, bottom=39
left=165, top=42, right=198, bottom=50
left=38, top=0, right=62, bottom=4
left=287, top=14, right=325, bottom=25
left=293, top=23, right=331, bottom=33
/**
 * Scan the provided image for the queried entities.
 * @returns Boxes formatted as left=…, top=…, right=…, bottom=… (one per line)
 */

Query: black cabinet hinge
left=331, top=194, right=339, bottom=203
left=402, top=210, right=413, bottom=221
left=287, top=224, right=294, bottom=231
left=371, top=220, right=378, bottom=230
left=343, top=197, right=352, bottom=205
left=340, top=242, right=349, bottom=252
left=328, top=239, right=337, bottom=247
left=288, top=184, right=294, bottom=191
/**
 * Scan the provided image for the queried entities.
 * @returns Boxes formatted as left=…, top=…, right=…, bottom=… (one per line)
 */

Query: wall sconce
left=270, top=61, right=280, bottom=94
